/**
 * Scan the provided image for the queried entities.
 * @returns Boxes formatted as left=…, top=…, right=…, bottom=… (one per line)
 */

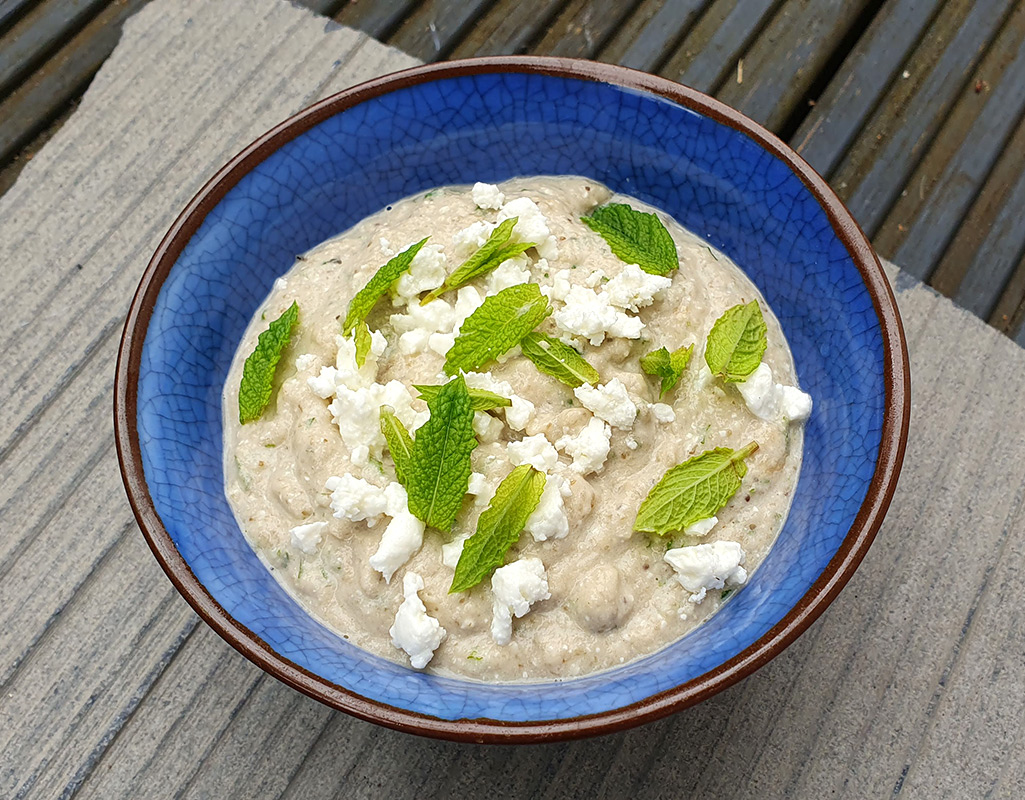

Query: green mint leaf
left=380, top=407, right=414, bottom=486
left=634, top=442, right=758, bottom=535
left=581, top=203, right=678, bottom=276
left=238, top=301, right=299, bottom=424
left=342, top=237, right=428, bottom=335
left=406, top=376, right=477, bottom=531
left=640, top=343, right=694, bottom=398
left=443, top=283, right=551, bottom=376
left=414, top=384, right=511, bottom=411
left=421, top=218, right=534, bottom=304
left=352, top=320, right=372, bottom=368
left=520, top=331, right=600, bottom=388
left=450, top=464, right=546, bottom=593
left=704, top=300, right=767, bottom=382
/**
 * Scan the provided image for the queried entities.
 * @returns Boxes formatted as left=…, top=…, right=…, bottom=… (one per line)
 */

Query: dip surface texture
left=223, top=176, right=806, bottom=681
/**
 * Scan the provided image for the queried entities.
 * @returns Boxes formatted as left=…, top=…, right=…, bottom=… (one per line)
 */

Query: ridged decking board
left=1, top=0, right=1025, bottom=797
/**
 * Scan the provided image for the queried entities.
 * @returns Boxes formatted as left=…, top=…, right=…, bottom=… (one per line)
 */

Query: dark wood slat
left=0, top=0, right=110, bottom=97
left=0, top=93, right=78, bottom=196
left=599, top=0, right=708, bottom=72
left=388, top=0, right=495, bottom=61
left=875, top=4, right=1025, bottom=280
left=831, top=0, right=1014, bottom=237
left=713, top=0, right=877, bottom=133
left=0, top=0, right=36, bottom=31
left=334, top=0, right=419, bottom=41
left=928, top=112, right=1025, bottom=318
left=448, top=0, right=568, bottom=57
left=990, top=251, right=1025, bottom=336
left=0, top=0, right=150, bottom=164
left=293, top=0, right=345, bottom=15
left=531, top=0, right=646, bottom=59
left=659, top=0, right=780, bottom=94
left=791, top=0, right=946, bottom=178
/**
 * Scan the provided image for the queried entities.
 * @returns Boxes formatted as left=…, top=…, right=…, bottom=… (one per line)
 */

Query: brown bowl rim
left=114, top=55, right=911, bottom=744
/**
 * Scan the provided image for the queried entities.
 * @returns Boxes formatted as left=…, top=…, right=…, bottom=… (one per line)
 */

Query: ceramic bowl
left=115, top=57, right=909, bottom=743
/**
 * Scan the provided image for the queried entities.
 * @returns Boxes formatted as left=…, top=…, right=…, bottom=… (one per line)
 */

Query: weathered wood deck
left=1, top=0, right=1024, bottom=339
left=3, top=1, right=1025, bottom=797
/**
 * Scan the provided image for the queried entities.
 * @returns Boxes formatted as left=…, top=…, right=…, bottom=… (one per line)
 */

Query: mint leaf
left=238, top=301, right=299, bottom=424
left=380, top=407, right=414, bottom=486
left=414, top=384, right=511, bottom=411
left=581, top=203, right=678, bottom=276
left=704, top=300, right=767, bottom=382
left=421, top=218, right=533, bottom=304
left=406, top=376, right=477, bottom=531
left=342, top=238, right=428, bottom=335
left=641, top=343, right=693, bottom=398
left=634, top=442, right=758, bottom=535
left=520, top=331, right=599, bottom=388
left=353, top=320, right=372, bottom=368
left=450, top=464, right=546, bottom=592
left=443, top=283, right=551, bottom=376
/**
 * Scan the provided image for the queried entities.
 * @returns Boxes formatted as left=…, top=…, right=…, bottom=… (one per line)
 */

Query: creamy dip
left=223, top=176, right=808, bottom=681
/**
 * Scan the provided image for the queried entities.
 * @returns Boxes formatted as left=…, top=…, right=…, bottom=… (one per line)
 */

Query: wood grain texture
left=2, top=1, right=1025, bottom=798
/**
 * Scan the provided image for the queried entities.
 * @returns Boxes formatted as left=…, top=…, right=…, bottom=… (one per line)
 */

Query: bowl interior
left=135, top=69, right=886, bottom=723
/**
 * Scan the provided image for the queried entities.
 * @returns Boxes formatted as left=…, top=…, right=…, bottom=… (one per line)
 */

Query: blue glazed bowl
left=115, top=58, right=909, bottom=742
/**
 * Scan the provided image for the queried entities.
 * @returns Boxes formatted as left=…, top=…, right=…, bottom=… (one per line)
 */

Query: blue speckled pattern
left=136, top=71, right=885, bottom=722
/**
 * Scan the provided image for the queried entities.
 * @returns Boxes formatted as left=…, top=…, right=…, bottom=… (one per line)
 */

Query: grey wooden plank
left=832, top=0, right=1014, bottom=237
left=0, top=0, right=111, bottom=96
left=0, top=92, right=79, bottom=196
left=532, top=0, right=646, bottom=59
left=878, top=4, right=1025, bottom=280
left=0, top=0, right=151, bottom=165
left=791, top=0, right=946, bottom=178
left=388, top=0, right=496, bottom=61
left=599, top=0, right=709, bottom=72
left=659, top=0, right=779, bottom=94
left=713, top=0, right=876, bottom=132
left=0, top=0, right=36, bottom=29
left=448, top=0, right=568, bottom=58
left=334, top=0, right=419, bottom=40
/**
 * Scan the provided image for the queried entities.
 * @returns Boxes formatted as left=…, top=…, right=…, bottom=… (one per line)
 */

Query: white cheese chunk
left=506, top=434, right=560, bottom=472
left=505, top=395, right=535, bottom=432
left=327, top=380, right=421, bottom=461
left=555, top=417, right=612, bottom=475
left=390, top=572, right=447, bottom=668
left=452, top=220, right=496, bottom=256
left=472, top=411, right=504, bottom=443
left=650, top=402, right=676, bottom=423
left=326, top=474, right=389, bottom=526
left=441, top=533, right=470, bottom=569
left=604, top=263, right=672, bottom=311
left=289, top=521, right=327, bottom=554
left=395, top=242, right=447, bottom=300
left=453, top=285, right=485, bottom=326
left=664, top=541, right=748, bottom=603
left=390, top=297, right=457, bottom=355
left=427, top=332, right=455, bottom=356
left=485, top=255, right=532, bottom=295
left=497, top=196, right=558, bottom=259
left=307, top=332, right=387, bottom=397
left=467, top=472, right=496, bottom=506
left=471, top=181, right=505, bottom=210
left=294, top=353, right=317, bottom=371
left=490, top=558, right=551, bottom=645
left=368, top=484, right=425, bottom=583
left=736, top=362, right=813, bottom=422
left=684, top=516, right=718, bottom=537
left=552, top=284, right=644, bottom=345
left=525, top=473, right=571, bottom=541
left=574, top=378, right=637, bottom=430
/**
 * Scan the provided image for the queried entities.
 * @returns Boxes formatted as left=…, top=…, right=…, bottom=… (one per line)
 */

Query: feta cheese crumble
left=368, top=483, right=425, bottom=583
left=604, top=263, right=673, bottom=311
left=524, top=473, right=571, bottom=541
left=289, top=521, right=327, bottom=554
left=490, top=558, right=551, bottom=645
left=551, top=284, right=644, bottom=345
left=684, top=516, right=718, bottom=537
left=326, top=474, right=389, bottom=526
left=736, top=362, right=813, bottom=422
left=390, top=572, right=447, bottom=668
left=574, top=378, right=637, bottom=430
left=556, top=416, right=612, bottom=475
left=497, top=196, right=559, bottom=259
left=471, top=181, right=505, bottom=210
left=650, top=402, right=676, bottom=424
left=664, top=541, right=748, bottom=603
left=506, top=434, right=560, bottom=472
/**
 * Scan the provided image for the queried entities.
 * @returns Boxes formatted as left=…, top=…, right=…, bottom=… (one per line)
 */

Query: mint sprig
left=352, top=320, right=372, bottom=368
left=520, top=331, right=599, bottom=388
left=581, top=203, right=678, bottom=276
left=421, top=217, right=534, bottom=304
left=238, top=301, right=299, bottom=424
left=443, top=283, right=551, bottom=376
left=704, top=300, right=767, bottom=383
left=380, top=407, right=414, bottom=486
left=634, top=442, right=758, bottom=535
left=406, top=376, right=477, bottom=531
left=342, top=238, right=428, bottom=336
left=450, top=464, right=546, bottom=593
left=640, top=343, right=693, bottom=398
left=414, top=384, right=511, bottom=411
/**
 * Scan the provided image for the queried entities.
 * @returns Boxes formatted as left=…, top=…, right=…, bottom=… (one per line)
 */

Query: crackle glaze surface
left=135, top=70, right=885, bottom=723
